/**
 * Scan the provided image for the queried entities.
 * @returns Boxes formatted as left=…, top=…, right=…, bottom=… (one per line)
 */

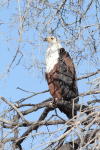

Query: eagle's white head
left=44, top=36, right=60, bottom=45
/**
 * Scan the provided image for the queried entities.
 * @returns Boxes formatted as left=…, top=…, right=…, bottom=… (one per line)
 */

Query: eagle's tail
left=58, top=106, right=77, bottom=119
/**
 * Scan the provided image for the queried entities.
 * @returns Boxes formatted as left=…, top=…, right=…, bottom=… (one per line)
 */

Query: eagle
left=44, top=36, right=79, bottom=119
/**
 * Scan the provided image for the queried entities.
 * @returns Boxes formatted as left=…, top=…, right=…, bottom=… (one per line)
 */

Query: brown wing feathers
left=45, top=48, right=78, bottom=118
left=58, top=48, right=78, bottom=118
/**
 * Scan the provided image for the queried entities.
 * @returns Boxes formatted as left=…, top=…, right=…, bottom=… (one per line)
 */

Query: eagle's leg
left=49, top=98, right=58, bottom=107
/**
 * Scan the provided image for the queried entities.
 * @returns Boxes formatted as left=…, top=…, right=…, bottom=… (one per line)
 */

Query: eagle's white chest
left=45, top=43, right=62, bottom=73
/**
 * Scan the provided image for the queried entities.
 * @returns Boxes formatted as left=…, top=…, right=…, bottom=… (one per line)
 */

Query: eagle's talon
left=49, top=102, right=55, bottom=108
left=55, top=98, right=58, bottom=102
left=49, top=98, right=58, bottom=107
left=49, top=102, right=53, bottom=106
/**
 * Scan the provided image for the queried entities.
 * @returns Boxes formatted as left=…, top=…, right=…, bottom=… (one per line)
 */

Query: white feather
left=45, top=43, right=62, bottom=73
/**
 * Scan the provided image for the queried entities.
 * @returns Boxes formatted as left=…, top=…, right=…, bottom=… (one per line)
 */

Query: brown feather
left=45, top=48, right=78, bottom=119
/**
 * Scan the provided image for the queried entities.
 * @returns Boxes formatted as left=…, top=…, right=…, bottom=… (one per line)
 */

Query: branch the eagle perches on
left=0, top=94, right=100, bottom=150
left=15, top=97, right=93, bottom=149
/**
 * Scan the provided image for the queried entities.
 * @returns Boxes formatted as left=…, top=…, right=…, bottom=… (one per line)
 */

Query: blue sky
left=0, top=0, right=100, bottom=149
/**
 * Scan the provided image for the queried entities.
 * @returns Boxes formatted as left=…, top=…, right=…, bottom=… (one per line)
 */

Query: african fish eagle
left=45, top=36, right=79, bottom=119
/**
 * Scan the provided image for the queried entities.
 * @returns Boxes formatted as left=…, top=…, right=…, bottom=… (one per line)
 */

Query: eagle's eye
left=51, top=37, right=54, bottom=40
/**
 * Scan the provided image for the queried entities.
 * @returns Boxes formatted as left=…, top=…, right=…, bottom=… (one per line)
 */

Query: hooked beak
left=44, top=38, right=47, bottom=42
